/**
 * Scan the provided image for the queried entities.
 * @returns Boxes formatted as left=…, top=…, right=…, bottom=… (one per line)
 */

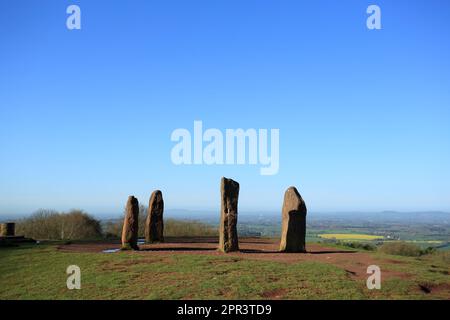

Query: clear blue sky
left=1, top=0, right=449, bottom=216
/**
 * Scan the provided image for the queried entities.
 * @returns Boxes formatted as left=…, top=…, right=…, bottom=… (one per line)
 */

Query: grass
left=372, top=251, right=450, bottom=298
left=0, top=243, right=448, bottom=300
left=405, top=240, right=443, bottom=244
left=378, top=242, right=424, bottom=257
left=318, top=234, right=383, bottom=241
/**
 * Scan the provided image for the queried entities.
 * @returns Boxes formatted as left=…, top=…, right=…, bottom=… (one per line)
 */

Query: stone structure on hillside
left=121, top=196, right=140, bottom=250
left=218, top=177, right=240, bottom=252
left=0, top=222, right=36, bottom=246
left=0, top=223, right=15, bottom=237
left=279, top=186, right=307, bottom=252
left=145, top=190, right=164, bottom=243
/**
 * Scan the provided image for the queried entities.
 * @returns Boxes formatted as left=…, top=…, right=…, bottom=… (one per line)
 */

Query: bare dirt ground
left=58, top=237, right=408, bottom=280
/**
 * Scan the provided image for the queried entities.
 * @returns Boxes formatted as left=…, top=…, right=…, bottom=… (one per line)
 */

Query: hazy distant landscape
left=3, top=210, right=449, bottom=250
left=151, top=210, right=450, bottom=247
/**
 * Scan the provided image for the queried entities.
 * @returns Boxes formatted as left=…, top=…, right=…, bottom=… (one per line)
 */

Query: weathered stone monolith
left=279, top=186, right=307, bottom=252
left=0, top=223, right=15, bottom=237
left=219, top=177, right=240, bottom=252
left=145, top=190, right=164, bottom=243
left=121, top=196, right=140, bottom=250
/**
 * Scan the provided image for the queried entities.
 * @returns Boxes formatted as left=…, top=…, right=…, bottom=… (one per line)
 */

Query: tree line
left=16, top=207, right=216, bottom=241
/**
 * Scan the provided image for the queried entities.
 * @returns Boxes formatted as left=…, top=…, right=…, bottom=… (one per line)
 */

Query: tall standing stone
left=121, top=196, right=140, bottom=250
left=145, top=190, right=164, bottom=243
left=279, top=186, right=307, bottom=252
left=219, top=177, right=240, bottom=252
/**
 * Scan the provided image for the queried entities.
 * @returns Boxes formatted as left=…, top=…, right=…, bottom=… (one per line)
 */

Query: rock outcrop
left=145, top=190, right=164, bottom=243
left=121, top=196, right=140, bottom=250
left=218, top=177, right=240, bottom=252
left=279, top=186, right=307, bottom=252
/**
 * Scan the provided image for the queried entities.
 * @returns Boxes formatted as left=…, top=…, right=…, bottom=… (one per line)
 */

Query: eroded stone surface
left=145, top=190, right=164, bottom=243
left=279, top=186, right=307, bottom=252
left=121, top=196, right=140, bottom=250
left=219, top=177, right=240, bottom=252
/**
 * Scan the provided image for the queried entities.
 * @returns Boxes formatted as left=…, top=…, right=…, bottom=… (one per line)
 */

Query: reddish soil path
left=57, top=237, right=407, bottom=280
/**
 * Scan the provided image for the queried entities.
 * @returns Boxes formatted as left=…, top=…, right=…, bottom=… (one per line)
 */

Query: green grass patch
left=0, top=243, right=448, bottom=300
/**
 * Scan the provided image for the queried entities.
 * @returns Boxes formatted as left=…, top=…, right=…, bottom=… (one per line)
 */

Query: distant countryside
left=1, top=209, right=449, bottom=299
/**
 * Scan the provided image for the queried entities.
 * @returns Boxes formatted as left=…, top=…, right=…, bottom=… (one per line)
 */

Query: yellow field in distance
left=318, top=234, right=384, bottom=240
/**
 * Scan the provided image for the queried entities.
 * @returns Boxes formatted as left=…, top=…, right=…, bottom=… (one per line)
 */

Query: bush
left=421, top=246, right=437, bottom=255
left=378, top=242, right=422, bottom=257
left=164, top=219, right=217, bottom=237
left=433, top=250, right=450, bottom=264
left=320, top=239, right=376, bottom=251
left=104, top=220, right=124, bottom=239
left=342, top=241, right=376, bottom=251
left=16, top=209, right=102, bottom=240
left=104, top=216, right=217, bottom=238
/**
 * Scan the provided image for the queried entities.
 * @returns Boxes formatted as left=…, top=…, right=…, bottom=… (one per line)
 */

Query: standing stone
left=0, top=223, right=15, bottom=237
left=145, top=190, right=164, bottom=243
left=121, top=196, right=140, bottom=250
left=219, top=177, right=240, bottom=252
left=279, top=186, right=307, bottom=252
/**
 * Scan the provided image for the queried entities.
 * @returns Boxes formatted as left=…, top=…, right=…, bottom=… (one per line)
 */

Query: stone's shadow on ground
left=54, top=236, right=450, bottom=297
left=308, top=250, right=357, bottom=254
left=239, top=249, right=279, bottom=254
left=138, top=247, right=357, bottom=255
left=57, top=237, right=359, bottom=256
left=239, top=249, right=356, bottom=254
left=57, top=237, right=379, bottom=281
left=140, top=247, right=217, bottom=252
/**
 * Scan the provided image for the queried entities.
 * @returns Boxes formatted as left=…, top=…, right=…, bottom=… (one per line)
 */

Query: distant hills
left=1, top=210, right=449, bottom=225
left=152, top=209, right=450, bottom=225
